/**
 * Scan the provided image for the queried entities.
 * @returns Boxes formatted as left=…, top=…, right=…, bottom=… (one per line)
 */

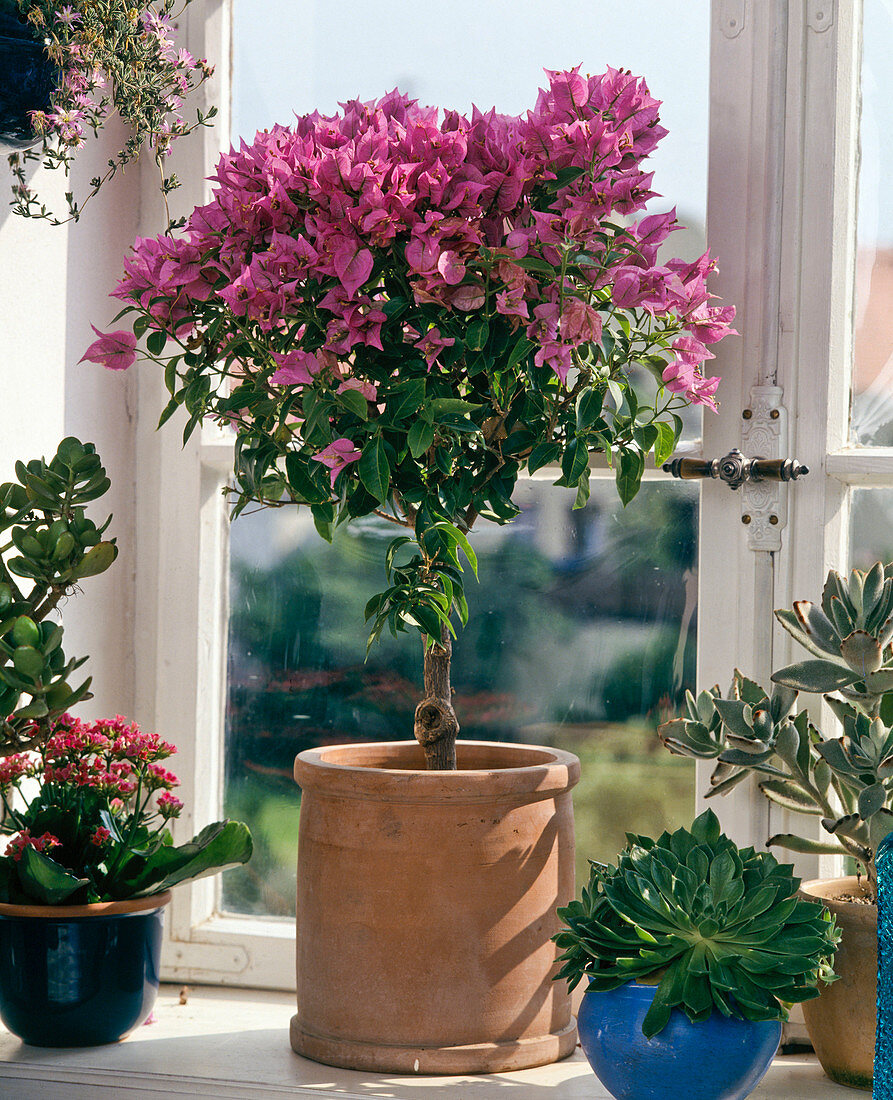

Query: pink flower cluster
left=25, top=1, right=211, bottom=156
left=5, top=830, right=60, bottom=862
left=102, top=66, right=731, bottom=407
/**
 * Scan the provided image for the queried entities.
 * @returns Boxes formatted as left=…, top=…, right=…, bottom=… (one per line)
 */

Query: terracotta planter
left=800, top=877, right=876, bottom=1092
left=290, top=739, right=580, bottom=1074
left=0, top=891, right=172, bottom=1046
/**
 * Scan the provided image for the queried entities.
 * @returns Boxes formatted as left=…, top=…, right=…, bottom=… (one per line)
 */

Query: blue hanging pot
left=0, top=891, right=171, bottom=1047
left=0, top=6, right=57, bottom=152
left=577, top=981, right=782, bottom=1100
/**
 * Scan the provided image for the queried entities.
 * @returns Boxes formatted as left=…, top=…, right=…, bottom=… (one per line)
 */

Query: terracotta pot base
left=290, top=1013, right=578, bottom=1074
left=292, top=740, right=580, bottom=1076
left=799, top=877, right=876, bottom=1092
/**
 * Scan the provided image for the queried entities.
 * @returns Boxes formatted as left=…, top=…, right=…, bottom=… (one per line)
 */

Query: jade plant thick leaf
left=0, top=437, right=118, bottom=756
left=553, top=810, right=839, bottom=1037
left=659, top=564, right=893, bottom=898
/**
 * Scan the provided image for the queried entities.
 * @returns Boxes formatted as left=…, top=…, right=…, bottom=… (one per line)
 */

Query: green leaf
left=17, top=845, right=89, bottom=904
left=408, top=420, right=435, bottom=459
left=561, top=437, right=590, bottom=487
left=338, top=388, right=369, bottom=420
left=146, top=329, right=167, bottom=356
left=653, top=421, right=678, bottom=466
left=120, top=821, right=253, bottom=898
left=428, top=398, right=481, bottom=417
left=358, top=438, right=390, bottom=504
left=576, top=389, right=604, bottom=431
left=527, top=441, right=560, bottom=475
left=616, top=449, right=645, bottom=506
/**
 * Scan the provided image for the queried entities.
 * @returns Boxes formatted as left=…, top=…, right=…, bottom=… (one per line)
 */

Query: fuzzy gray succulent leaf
left=839, top=630, right=883, bottom=676
left=866, top=669, right=893, bottom=694
left=869, top=808, right=893, bottom=854
left=858, top=783, right=887, bottom=820
left=713, top=698, right=753, bottom=739
left=774, top=607, right=836, bottom=662
left=793, top=601, right=841, bottom=657
left=771, top=659, right=861, bottom=694
left=759, top=778, right=822, bottom=814
left=766, top=833, right=847, bottom=857
left=821, top=813, right=865, bottom=841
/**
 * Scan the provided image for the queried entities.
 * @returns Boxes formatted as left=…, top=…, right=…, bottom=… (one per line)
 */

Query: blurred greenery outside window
left=223, top=480, right=698, bottom=917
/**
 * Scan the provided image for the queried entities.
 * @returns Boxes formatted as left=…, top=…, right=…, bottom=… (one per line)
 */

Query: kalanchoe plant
left=659, top=564, right=893, bottom=899
left=87, top=67, right=736, bottom=770
left=0, top=714, right=252, bottom=904
left=3, top=0, right=215, bottom=227
left=553, top=809, right=839, bottom=1038
left=0, top=437, right=117, bottom=757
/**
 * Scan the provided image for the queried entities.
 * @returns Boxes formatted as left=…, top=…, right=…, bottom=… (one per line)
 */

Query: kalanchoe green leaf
left=554, top=810, right=840, bottom=1037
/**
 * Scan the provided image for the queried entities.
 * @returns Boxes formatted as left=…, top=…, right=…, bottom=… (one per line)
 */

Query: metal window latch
left=660, top=386, right=809, bottom=551
left=662, top=450, right=809, bottom=490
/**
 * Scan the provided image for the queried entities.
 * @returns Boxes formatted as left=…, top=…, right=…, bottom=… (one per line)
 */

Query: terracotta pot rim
left=294, top=739, right=581, bottom=803
left=800, top=875, right=876, bottom=916
left=0, top=889, right=172, bottom=920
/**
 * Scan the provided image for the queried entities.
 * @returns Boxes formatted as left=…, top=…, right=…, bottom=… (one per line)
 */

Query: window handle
left=662, top=448, right=809, bottom=491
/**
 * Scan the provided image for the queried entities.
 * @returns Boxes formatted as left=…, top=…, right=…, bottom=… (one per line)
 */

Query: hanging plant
left=2, top=0, right=215, bottom=227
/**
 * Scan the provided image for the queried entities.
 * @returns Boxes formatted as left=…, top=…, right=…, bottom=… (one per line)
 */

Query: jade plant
left=0, top=713, right=252, bottom=904
left=86, top=67, right=736, bottom=770
left=659, top=563, right=893, bottom=898
left=0, top=437, right=117, bottom=757
left=553, top=809, right=839, bottom=1037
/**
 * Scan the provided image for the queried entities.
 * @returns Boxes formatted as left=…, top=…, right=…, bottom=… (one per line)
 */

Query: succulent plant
left=772, top=563, right=893, bottom=707
left=553, top=809, right=839, bottom=1038
left=0, top=437, right=117, bottom=756
left=659, top=564, right=893, bottom=899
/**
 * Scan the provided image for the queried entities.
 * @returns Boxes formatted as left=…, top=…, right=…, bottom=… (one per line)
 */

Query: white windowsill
left=0, top=984, right=857, bottom=1099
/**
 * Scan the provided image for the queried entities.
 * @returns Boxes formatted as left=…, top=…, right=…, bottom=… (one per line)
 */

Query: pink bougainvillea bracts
left=89, top=68, right=736, bottom=721
left=0, top=714, right=251, bottom=904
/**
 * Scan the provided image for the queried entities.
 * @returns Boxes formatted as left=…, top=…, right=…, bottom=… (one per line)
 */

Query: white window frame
left=140, top=0, right=871, bottom=989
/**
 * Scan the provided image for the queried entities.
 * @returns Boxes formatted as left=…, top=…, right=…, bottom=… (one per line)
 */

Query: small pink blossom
left=90, top=826, right=111, bottom=847
left=414, top=327, right=455, bottom=370
left=311, top=438, right=362, bottom=487
left=79, top=325, right=137, bottom=371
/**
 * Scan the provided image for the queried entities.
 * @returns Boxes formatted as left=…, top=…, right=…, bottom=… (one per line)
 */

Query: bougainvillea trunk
left=414, top=625, right=458, bottom=770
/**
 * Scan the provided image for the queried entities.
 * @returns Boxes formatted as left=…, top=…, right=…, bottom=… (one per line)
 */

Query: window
left=136, top=1, right=876, bottom=987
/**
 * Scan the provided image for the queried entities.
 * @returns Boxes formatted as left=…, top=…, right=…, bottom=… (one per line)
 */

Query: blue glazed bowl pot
left=577, top=981, right=782, bottom=1100
left=0, top=891, right=171, bottom=1047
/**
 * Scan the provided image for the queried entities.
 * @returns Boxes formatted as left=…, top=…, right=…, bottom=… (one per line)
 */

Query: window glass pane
left=223, top=481, right=697, bottom=916
left=850, top=487, right=893, bottom=567
left=851, top=0, right=893, bottom=445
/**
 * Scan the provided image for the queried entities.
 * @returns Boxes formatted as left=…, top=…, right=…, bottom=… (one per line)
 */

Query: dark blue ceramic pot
left=0, top=891, right=171, bottom=1047
left=0, top=11, right=57, bottom=152
left=577, top=982, right=782, bottom=1100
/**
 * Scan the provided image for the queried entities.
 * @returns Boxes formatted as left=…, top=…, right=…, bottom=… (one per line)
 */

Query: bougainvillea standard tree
left=87, top=67, right=735, bottom=770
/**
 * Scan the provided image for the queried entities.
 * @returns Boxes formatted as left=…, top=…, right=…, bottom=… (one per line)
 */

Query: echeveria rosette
left=0, top=714, right=252, bottom=904
left=553, top=809, right=840, bottom=1038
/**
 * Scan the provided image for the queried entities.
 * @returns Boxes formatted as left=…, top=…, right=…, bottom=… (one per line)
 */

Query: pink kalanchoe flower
left=157, top=791, right=184, bottom=819
left=90, top=826, right=111, bottom=847
left=312, top=438, right=363, bottom=488
left=79, top=325, right=137, bottom=371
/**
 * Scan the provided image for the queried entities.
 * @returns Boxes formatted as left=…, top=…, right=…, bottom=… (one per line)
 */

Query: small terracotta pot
left=290, top=739, right=580, bottom=1074
left=0, top=891, right=172, bottom=1047
left=799, top=877, right=876, bottom=1092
